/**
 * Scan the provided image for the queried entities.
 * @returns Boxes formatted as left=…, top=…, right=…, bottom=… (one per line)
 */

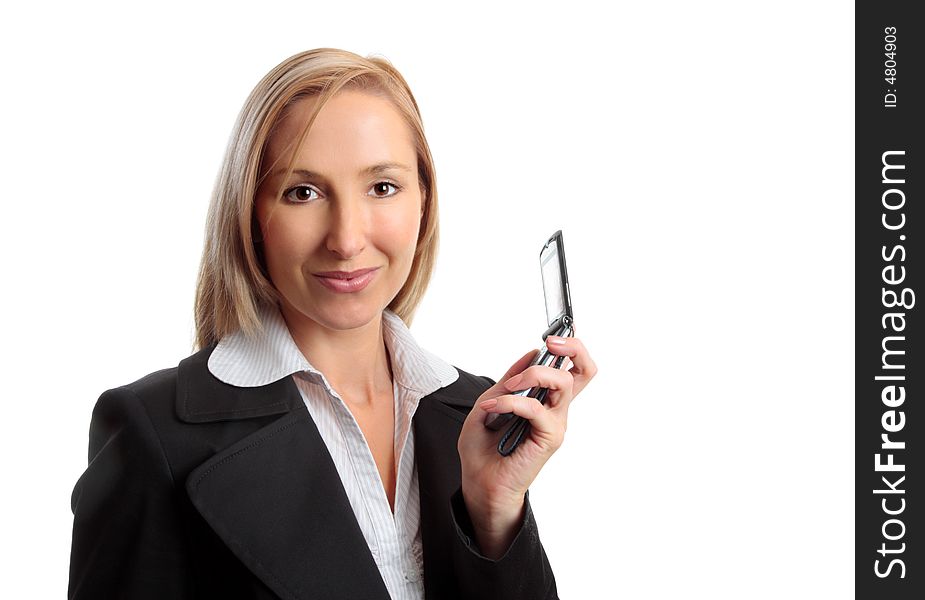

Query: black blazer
left=68, top=343, right=558, bottom=599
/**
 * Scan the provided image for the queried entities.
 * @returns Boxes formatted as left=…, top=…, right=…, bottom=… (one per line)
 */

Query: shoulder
left=102, top=344, right=214, bottom=397
left=91, top=345, right=213, bottom=424
left=84, top=347, right=211, bottom=458
left=83, top=344, right=298, bottom=487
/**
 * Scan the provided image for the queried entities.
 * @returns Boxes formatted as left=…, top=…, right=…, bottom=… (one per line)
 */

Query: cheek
left=257, top=205, right=316, bottom=273
left=379, top=203, right=422, bottom=259
left=262, top=228, right=299, bottom=271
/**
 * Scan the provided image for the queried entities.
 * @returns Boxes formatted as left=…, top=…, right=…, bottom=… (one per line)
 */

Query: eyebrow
left=269, top=162, right=414, bottom=181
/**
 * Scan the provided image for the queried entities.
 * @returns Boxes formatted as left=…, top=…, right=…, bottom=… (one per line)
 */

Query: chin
left=307, top=300, right=385, bottom=332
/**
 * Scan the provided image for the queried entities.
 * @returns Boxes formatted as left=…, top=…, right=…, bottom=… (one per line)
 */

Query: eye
left=369, top=181, right=402, bottom=198
left=283, top=185, right=320, bottom=204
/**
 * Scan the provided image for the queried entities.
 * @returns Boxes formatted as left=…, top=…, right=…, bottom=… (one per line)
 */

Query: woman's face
left=255, top=90, right=423, bottom=332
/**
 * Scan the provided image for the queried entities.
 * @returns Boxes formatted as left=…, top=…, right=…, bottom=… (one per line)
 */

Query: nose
left=325, top=197, right=367, bottom=259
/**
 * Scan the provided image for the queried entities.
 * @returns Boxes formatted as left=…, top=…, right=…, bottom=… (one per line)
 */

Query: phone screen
left=541, top=242, right=565, bottom=326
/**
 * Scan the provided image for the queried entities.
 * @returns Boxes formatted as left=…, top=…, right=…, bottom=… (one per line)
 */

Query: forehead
left=264, top=90, right=417, bottom=172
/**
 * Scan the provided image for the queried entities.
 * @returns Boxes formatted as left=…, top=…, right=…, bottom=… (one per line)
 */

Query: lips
left=312, top=267, right=379, bottom=293
left=313, top=267, right=379, bottom=279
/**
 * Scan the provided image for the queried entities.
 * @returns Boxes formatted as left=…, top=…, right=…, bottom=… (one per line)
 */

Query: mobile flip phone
left=484, top=230, right=575, bottom=456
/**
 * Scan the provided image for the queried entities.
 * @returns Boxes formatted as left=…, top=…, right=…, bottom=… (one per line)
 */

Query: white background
left=0, top=1, right=853, bottom=598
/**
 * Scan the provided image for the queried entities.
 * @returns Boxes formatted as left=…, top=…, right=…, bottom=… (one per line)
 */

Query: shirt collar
left=207, top=303, right=458, bottom=395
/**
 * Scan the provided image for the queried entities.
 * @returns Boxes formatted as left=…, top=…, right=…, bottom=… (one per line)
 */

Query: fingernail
left=547, top=336, right=566, bottom=345
left=479, top=398, right=498, bottom=410
left=505, top=374, right=523, bottom=390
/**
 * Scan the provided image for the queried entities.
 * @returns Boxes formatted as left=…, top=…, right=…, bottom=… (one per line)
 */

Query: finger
left=543, top=336, right=597, bottom=395
left=502, top=364, right=574, bottom=409
left=479, top=394, right=564, bottom=448
left=479, top=393, right=552, bottom=425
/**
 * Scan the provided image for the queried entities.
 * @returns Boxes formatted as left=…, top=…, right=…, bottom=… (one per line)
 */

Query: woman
left=68, top=48, right=596, bottom=600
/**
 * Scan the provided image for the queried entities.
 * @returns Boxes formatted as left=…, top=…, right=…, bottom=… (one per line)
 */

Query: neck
left=277, top=302, right=394, bottom=407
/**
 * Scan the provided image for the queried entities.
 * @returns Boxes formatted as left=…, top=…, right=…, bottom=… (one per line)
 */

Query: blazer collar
left=176, top=343, right=302, bottom=423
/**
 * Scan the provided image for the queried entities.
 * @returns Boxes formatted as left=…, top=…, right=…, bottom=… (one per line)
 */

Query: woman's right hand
left=456, top=335, right=597, bottom=557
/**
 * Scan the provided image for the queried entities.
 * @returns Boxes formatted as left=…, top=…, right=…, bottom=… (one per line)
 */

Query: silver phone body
left=485, top=231, right=574, bottom=431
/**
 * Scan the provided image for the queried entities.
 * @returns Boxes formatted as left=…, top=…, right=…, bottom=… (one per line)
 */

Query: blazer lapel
left=413, top=383, right=478, bottom=596
left=414, top=389, right=470, bottom=506
left=178, top=347, right=392, bottom=600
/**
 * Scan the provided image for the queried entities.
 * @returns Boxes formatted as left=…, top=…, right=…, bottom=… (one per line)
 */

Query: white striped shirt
left=207, top=303, right=458, bottom=600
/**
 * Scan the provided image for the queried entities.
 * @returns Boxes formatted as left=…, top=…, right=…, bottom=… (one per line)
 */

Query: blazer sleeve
left=68, top=387, right=192, bottom=599
left=445, top=372, right=559, bottom=599
left=448, top=487, right=558, bottom=599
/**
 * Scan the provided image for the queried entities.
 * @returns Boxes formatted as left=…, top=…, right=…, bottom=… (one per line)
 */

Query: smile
left=312, top=267, right=379, bottom=293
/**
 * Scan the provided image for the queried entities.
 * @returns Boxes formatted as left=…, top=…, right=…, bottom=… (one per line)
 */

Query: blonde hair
left=193, top=48, right=440, bottom=351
